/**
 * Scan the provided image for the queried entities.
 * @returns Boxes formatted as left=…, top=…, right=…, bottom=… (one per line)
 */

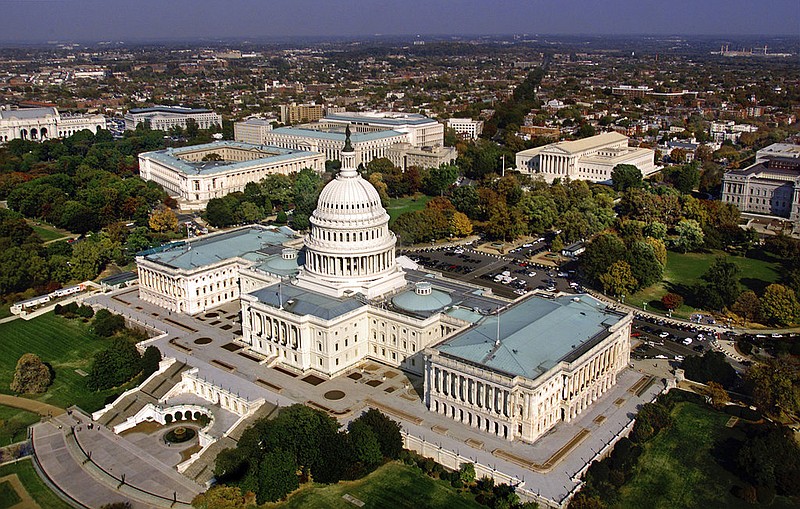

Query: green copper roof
left=437, top=294, right=624, bottom=380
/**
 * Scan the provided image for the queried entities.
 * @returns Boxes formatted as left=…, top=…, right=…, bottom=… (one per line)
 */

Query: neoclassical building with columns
left=135, top=129, right=632, bottom=442
left=424, top=294, right=631, bottom=442
left=515, top=132, right=655, bottom=184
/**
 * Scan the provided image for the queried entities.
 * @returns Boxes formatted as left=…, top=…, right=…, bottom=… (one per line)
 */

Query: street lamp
left=642, top=302, right=647, bottom=312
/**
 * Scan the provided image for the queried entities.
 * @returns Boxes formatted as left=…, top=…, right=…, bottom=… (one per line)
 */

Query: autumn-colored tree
left=704, top=381, right=730, bottom=410
left=760, top=284, right=799, bottom=326
left=450, top=211, right=473, bottom=237
left=191, top=485, right=255, bottom=509
left=661, top=292, right=684, bottom=312
left=148, top=207, right=178, bottom=233
left=599, top=260, right=638, bottom=297
left=732, top=290, right=761, bottom=323
left=11, top=353, right=52, bottom=394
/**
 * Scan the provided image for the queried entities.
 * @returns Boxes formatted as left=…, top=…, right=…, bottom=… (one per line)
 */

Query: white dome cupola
left=296, top=124, right=406, bottom=299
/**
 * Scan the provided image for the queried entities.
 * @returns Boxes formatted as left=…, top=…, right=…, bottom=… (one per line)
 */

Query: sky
left=1, top=0, right=798, bottom=42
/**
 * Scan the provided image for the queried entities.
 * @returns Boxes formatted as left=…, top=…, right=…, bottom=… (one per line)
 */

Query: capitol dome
left=295, top=125, right=407, bottom=299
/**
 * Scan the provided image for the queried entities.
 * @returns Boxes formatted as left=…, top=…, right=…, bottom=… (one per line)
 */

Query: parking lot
left=400, top=242, right=577, bottom=299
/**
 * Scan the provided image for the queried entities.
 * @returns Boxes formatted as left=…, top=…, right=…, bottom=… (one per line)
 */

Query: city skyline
left=1, top=0, right=798, bottom=43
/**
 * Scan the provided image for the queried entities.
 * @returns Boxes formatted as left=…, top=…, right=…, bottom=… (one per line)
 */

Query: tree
left=581, top=233, right=627, bottom=283
left=205, top=198, right=235, bottom=228
left=450, top=211, right=473, bottom=237
left=704, top=382, right=730, bottom=410
left=423, top=164, right=459, bottom=196
left=746, top=358, right=800, bottom=416
left=760, top=284, right=799, bottom=326
left=87, top=338, right=143, bottom=390
left=92, top=309, right=126, bottom=337
left=139, top=346, right=162, bottom=381
left=256, top=449, right=299, bottom=503
left=459, top=462, right=476, bottom=484
left=148, top=207, right=178, bottom=232
left=732, top=290, right=761, bottom=323
left=699, top=257, right=741, bottom=310
left=191, top=485, right=253, bottom=509
left=347, top=420, right=383, bottom=471
left=627, top=241, right=663, bottom=289
left=599, top=260, right=638, bottom=297
left=351, top=409, right=403, bottom=460
left=667, top=162, right=701, bottom=193
left=661, top=293, right=684, bottom=312
left=673, top=219, right=704, bottom=253
left=611, top=164, right=643, bottom=192
left=737, top=427, right=800, bottom=496
left=682, top=351, right=737, bottom=388
left=10, top=353, right=51, bottom=394
left=643, top=221, right=667, bottom=239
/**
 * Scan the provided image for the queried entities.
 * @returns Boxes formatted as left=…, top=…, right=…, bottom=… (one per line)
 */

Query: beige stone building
left=515, top=132, right=656, bottom=183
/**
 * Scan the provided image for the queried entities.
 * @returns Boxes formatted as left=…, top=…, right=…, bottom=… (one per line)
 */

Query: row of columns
left=540, top=153, right=572, bottom=175
left=250, top=310, right=301, bottom=350
left=432, top=366, right=512, bottom=418
left=564, top=342, right=621, bottom=421
left=305, top=249, right=394, bottom=277
left=139, top=267, right=183, bottom=299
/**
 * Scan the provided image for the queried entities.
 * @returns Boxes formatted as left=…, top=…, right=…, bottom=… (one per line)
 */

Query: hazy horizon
left=1, top=0, right=798, bottom=44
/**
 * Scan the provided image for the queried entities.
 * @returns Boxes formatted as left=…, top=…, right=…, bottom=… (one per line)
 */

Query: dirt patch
left=194, top=337, right=212, bottom=345
left=221, top=343, right=242, bottom=352
left=0, top=473, right=39, bottom=509
left=366, top=380, right=382, bottom=387
left=237, top=351, right=261, bottom=362
left=273, top=366, right=298, bottom=378
left=384, top=387, right=395, bottom=393
left=324, top=390, right=346, bottom=401
left=120, top=420, right=164, bottom=436
left=383, top=371, right=398, bottom=379
left=301, top=374, right=326, bottom=386
left=179, top=444, right=202, bottom=463
left=221, top=324, right=232, bottom=330
left=211, top=359, right=235, bottom=372
left=347, top=372, right=363, bottom=380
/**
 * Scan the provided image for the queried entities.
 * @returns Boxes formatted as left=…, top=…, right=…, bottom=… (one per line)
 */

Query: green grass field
left=0, top=304, right=10, bottom=320
left=29, top=224, right=67, bottom=242
left=0, top=405, right=40, bottom=446
left=0, top=313, right=126, bottom=412
left=269, top=462, right=482, bottom=509
left=627, top=250, right=782, bottom=317
left=386, top=195, right=433, bottom=223
left=0, top=458, right=72, bottom=509
left=617, top=402, right=795, bottom=509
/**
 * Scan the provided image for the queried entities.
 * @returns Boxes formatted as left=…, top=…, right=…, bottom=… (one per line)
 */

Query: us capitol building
left=136, top=129, right=631, bottom=442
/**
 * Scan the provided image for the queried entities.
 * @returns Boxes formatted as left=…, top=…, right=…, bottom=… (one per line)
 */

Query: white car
left=655, top=354, right=668, bottom=359
left=527, top=272, right=537, bottom=277
left=771, top=333, right=784, bottom=338
left=659, top=332, right=670, bottom=339
left=675, top=355, right=685, bottom=362
left=682, top=337, right=693, bottom=345
left=514, top=289, right=527, bottom=295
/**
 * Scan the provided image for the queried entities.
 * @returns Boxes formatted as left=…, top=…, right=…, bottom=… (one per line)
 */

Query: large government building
left=424, top=294, right=631, bottom=442
left=124, top=106, right=222, bottom=131
left=138, top=141, right=324, bottom=209
left=721, top=142, right=800, bottom=222
left=135, top=130, right=631, bottom=440
left=515, top=132, right=656, bottom=183
left=0, top=106, right=106, bottom=143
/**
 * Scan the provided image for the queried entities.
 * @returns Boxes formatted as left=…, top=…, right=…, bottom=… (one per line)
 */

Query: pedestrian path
left=0, top=394, right=64, bottom=417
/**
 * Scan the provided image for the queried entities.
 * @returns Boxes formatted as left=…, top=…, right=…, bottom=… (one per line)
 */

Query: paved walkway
left=31, top=409, right=201, bottom=509
left=0, top=395, right=64, bottom=417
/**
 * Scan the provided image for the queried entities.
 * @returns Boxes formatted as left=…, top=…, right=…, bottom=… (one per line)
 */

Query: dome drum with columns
left=296, top=125, right=407, bottom=299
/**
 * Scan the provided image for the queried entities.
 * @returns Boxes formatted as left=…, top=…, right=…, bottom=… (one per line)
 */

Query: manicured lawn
left=386, top=195, right=432, bottom=223
left=628, top=249, right=782, bottom=317
left=0, top=458, right=72, bottom=509
left=0, top=313, right=127, bottom=412
left=30, top=224, right=67, bottom=242
left=269, top=461, right=483, bottom=509
left=0, top=405, right=40, bottom=446
left=617, top=402, right=795, bottom=509
left=0, top=480, right=21, bottom=508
